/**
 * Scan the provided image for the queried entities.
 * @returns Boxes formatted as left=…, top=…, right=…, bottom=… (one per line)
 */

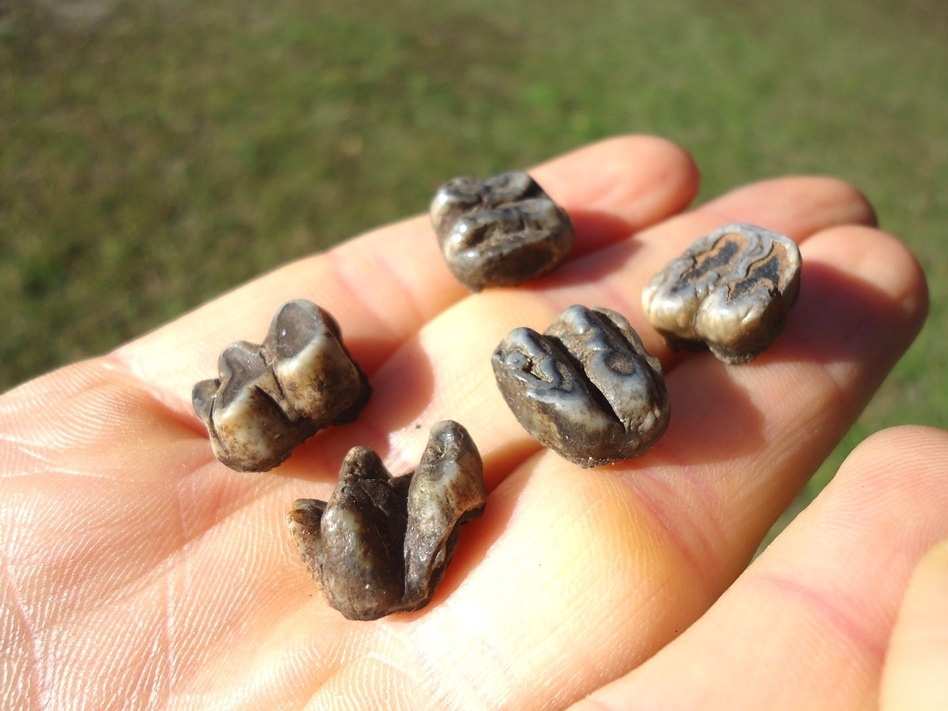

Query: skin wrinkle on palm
left=0, top=136, right=935, bottom=711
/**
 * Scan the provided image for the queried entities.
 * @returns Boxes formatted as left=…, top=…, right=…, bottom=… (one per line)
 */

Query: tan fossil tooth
left=192, top=299, right=370, bottom=472
left=642, top=223, right=802, bottom=364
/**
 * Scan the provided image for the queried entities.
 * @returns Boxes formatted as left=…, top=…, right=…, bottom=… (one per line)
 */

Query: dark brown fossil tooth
left=492, top=305, right=670, bottom=468
left=286, top=420, right=486, bottom=621
left=430, top=171, right=574, bottom=291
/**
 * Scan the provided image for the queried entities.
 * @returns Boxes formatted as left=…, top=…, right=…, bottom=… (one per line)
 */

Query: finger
left=294, top=191, right=925, bottom=707
left=641, top=223, right=929, bottom=568
left=112, top=135, right=699, bottom=407
left=508, top=171, right=877, bottom=367
left=881, top=537, right=948, bottom=711
left=371, top=175, right=887, bottom=478
left=569, top=425, right=948, bottom=711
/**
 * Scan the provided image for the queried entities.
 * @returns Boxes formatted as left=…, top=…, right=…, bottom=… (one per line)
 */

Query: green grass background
left=1, top=0, right=945, bottom=515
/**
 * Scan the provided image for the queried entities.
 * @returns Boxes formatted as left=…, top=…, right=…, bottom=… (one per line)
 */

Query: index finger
left=113, top=135, right=699, bottom=408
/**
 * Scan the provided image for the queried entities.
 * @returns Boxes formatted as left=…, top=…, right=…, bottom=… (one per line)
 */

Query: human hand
left=571, top=424, right=948, bottom=711
left=1, top=136, right=940, bottom=710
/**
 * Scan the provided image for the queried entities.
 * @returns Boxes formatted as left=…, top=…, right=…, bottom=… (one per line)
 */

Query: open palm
left=3, top=136, right=945, bottom=710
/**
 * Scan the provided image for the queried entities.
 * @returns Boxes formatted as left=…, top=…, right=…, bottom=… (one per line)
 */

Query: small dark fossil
left=430, top=171, right=574, bottom=291
left=192, top=299, right=370, bottom=472
left=286, top=420, right=487, bottom=621
left=492, top=305, right=669, bottom=468
left=641, top=223, right=802, bottom=364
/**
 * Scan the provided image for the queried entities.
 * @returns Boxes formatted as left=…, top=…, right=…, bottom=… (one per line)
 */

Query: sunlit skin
left=2, top=136, right=945, bottom=710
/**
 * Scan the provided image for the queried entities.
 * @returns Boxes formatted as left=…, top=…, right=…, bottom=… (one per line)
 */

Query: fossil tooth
left=492, top=305, right=669, bottom=468
left=287, top=420, right=486, bottom=621
left=430, top=171, right=574, bottom=291
left=193, top=300, right=370, bottom=472
left=642, top=223, right=802, bottom=364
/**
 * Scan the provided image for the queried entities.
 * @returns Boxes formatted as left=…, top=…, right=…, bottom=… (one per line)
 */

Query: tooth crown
left=492, top=305, right=670, bottom=468
left=642, top=223, right=802, bottom=364
left=192, top=299, right=370, bottom=472
left=430, top=171, right=574, bottom=291
left=286, top=421, right=486, bottom=621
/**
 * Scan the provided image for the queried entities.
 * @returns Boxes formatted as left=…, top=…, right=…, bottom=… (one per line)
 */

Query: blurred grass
left=1, top=0, right=945, bottom=512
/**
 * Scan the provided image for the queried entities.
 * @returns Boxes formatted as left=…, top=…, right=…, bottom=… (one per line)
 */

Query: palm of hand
left=2, top=137, right=943, bottom=710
